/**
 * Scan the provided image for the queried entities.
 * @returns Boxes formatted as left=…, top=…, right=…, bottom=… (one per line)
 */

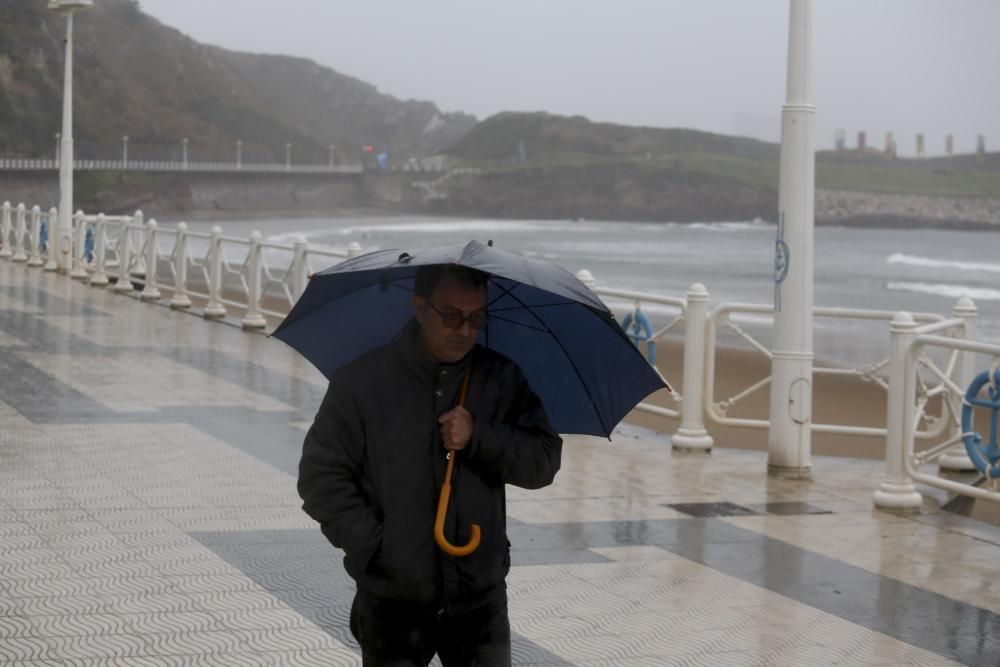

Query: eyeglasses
left=425, top=301, right=489, bottom=330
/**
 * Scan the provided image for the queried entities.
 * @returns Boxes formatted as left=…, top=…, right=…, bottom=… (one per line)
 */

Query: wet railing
left=2, top=198, right=996, bottom=508
left=1, top=202, right=363, bottom=329
left=874, top=313, right=1000, bottom=509
left=0, top=158, right=362, bottom=175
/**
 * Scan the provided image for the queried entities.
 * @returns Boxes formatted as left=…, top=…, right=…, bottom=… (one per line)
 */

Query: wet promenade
left=1, top=259, right=999, bottom=666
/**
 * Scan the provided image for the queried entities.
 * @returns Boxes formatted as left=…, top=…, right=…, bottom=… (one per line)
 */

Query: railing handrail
left=7, top=198, right=999, bottom=509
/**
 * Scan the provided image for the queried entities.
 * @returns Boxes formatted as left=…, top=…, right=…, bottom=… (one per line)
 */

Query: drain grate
left=665, top=502, right=761, bottom=518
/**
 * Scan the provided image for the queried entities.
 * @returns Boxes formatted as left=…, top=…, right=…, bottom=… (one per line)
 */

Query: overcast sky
left=137, top=0, right=999, bottom=156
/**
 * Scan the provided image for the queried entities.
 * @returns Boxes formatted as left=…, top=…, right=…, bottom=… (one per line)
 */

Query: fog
left=138, top=0, right=1000, bottom=156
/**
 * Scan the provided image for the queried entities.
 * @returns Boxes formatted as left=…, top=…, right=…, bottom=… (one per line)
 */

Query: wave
left=887, top=253, right=1000, bottom=274
left=887, top=281, right=1000, bottom=301
left=688, top=220, right=774, bottom=232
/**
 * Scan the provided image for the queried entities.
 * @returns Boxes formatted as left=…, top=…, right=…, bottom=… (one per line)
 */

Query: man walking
left=299, top=264, right=563, bottom=666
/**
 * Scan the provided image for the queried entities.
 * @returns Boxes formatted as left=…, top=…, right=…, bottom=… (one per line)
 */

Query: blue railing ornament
left=774, top=211, right=789, bottom=312
left=621, top=308, right=656, bottom=365
left=961, top=368, right=1000, bottom=480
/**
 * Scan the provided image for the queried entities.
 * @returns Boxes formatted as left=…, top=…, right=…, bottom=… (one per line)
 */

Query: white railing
left=4, top=198, right=997, bottom=507
left=1, top=201, right=362, bottom=327
left=874, top=311, right=1000, bottom=509
left=0, top=158, right=363, bottom=175
left=704, top=304, right=953, bottom=440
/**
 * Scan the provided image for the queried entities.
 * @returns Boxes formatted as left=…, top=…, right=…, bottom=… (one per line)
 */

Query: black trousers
left=349, top=588, right=512, bottom=667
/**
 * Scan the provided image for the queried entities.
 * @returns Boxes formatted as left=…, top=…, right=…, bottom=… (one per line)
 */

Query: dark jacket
left=298, top=321, right=562, bottom=610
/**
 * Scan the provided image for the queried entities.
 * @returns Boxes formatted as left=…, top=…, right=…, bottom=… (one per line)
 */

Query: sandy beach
left=628, top=339, right=944, bottom=461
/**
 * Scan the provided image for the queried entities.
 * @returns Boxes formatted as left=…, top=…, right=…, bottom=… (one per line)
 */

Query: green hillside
left=0, top=0, right=476, bottom=163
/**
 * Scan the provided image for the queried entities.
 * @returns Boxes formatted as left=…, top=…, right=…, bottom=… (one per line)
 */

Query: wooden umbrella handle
left=433, top=365, right=481, bottom=557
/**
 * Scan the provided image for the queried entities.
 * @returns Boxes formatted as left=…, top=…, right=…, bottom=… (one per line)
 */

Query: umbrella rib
left=489, top=301, right=578, bottom=312
left=491, top=282, right=611, bottom=437
left=487, top=314, right=550, bottom=334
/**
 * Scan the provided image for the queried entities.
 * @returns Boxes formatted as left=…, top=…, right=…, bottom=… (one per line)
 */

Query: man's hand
left=439, top=406, right=474, bottom=451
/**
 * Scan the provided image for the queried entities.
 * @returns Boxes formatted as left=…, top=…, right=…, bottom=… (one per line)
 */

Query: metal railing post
left=140, top=219, right=161, bottom=300
left=291, top=236, right=308, bottom=300
left=672, top=283, right=714, bottom=452
left=203, top=225, right=227, bottom=318
left=939, top=297, right=978, bottom=471
left=112, top=218, right=134, bottom=292
left=89, top=213, right=109, bottom=286
left=241, top=230, right=267, bottom=329
left=0, top=201, right=12, bottom=258
left=27, top=206, right=43, bottom=267
left=170, top=222, right=192, bottom=309
left=873, top=312, right=923, bottom=511
left=12, top=204, right=28, bottom=262
left=70, top=210, right=88, bottom=278
left=44, top=207, right=59, bottom=272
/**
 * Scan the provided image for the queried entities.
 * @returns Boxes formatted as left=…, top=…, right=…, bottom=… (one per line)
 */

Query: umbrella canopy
left=273, top=240, right=668, bottom=437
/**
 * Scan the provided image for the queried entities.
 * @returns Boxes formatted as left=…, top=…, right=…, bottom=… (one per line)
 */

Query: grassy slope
left=447, top=112, right=1000, bottom=198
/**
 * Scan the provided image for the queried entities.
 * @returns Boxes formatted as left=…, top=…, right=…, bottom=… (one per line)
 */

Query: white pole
left=0, top=201, right=12, bottom=258
left=170, top=222, right=192, bottom=309
left=28, top=206, right=44, bottom=267
left=90, top=213, right=108, bottom=285
left=203, top=225, right=227, bottom=318
left=939, top=297, right=978, bottom=471
left=672, top=283, right=715, bottom=452
left=285, top=143, right=292, bottom=172
left=873, top=312, right=923, bottom=511
left=291, top=236, right=308, bottom=300
left=236, top=140, right=243, bottom=170
left=112, top=218, right=134, bottom=292
left=56, top=11, right=76, bottom=274
left=13, top=204, right=28, bottom=262
left=44, top=207, right=59, bottom=272
left=71, top=209, right=88, bottom=278
left=347, top=241, right=362, bottom=259
left=140, top=219, right=161, bottom=300
left=242, top=230, right=267, bottom=329
left=767, top=0, right=815, bottom=479
left=182, top=138, right=189, bottom=170
left=329, top=144, right=336, bottom=169
left=122, top=135, right=129, bottom=169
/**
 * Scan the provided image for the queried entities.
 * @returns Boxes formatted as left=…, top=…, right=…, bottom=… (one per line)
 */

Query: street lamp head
left=47, top=0, right=93, bottom=13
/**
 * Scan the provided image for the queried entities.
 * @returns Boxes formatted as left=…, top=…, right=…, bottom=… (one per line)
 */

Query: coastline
left=142, top=204, right=1000, bottom=233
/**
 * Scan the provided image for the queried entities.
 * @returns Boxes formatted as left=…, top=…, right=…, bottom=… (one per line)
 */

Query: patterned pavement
left=1, top=260, right=999, bottom=666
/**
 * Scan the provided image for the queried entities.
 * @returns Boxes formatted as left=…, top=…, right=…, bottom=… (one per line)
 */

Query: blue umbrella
left=272, top=240, right=669, bottom=437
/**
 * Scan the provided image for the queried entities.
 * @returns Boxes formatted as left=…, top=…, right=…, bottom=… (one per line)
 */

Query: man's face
left=414, top=277, right=487, bottom=364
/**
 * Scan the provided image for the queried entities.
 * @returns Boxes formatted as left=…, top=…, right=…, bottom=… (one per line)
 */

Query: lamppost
left=48, top=0, right=93, bottom=274
left=54, top=132, right=61, bottom=162
left=122, top=135, right=129, bottom=169
left=767, top=0, right=815, bottom=479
